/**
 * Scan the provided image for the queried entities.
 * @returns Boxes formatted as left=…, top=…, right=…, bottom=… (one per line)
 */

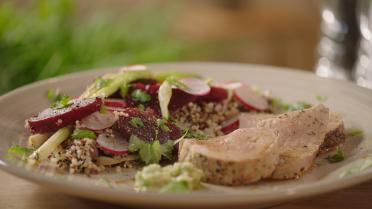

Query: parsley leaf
left=270, top=98, right=311, bottom=113
left=99, top=105, right=108, bottom=114
left=184, top=129, right=206, bottom=140
left=316, top=95, right=328, bottom=102
left=346, top=127, right=364, bottom=137
left=47, top=89, right=62, bottom=102
left=156, top=118, right=171, bottom=132
left=129, top=117, right=144, bottom=128
left=138, top=104, right=145, bottom=111
left=51, top=95, right=71, bottom=109
left=131, top=89, right=151, bottom=103
left=128, top=135, right=174, bottom=164
left=326, top=147, right=345, bottom=163
left=7, top=144, right=34, bottom=161
left=47, top=89, right=71, bottom=109
left=71, top=129, right=97, bottom=139
left=287, top=101, right=311, bottom=112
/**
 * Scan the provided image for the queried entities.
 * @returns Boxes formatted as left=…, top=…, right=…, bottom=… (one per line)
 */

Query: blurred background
left=1, top=0, right=369, bottom=94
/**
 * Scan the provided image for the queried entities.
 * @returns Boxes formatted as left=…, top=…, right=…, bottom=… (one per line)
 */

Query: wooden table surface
left=1, top=170, right=371, bottom=209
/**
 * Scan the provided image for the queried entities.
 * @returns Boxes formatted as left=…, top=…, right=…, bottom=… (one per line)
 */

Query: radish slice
left=221, top=82, right=243, bottom=90
left=96, top=133, right=129, bottom=155
left=234, top=84, right=269, bottom=111
left=221, top=115, right=240, bottom=134
left=178, top=77, right=211, bottom=96
left=80, top=111, right=118, bottom=130
left=104, top=99, right=126, bottom=108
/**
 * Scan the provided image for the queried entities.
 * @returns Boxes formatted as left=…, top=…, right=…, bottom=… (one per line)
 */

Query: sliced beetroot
left=198, top=86, right=228, bottom=102
left=168, top=89, right=197, bottom=111
left=115, top=108, right=157, bottom=142
left=80, top=111, right=118, bottom=131
left=157, top=121, right=183, bottom=144
left=115, top=108, right=182, bottom=143
left=26, top=98, right=102, bottom=134
left=104, top=99, right=127, bottom=108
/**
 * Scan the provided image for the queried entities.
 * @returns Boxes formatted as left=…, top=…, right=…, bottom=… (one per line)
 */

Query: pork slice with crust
left=257, top=104, right=329, bottom=179
left=239, top=110, right=345, bottom=154
left=178, top=128, right=279, bottom=186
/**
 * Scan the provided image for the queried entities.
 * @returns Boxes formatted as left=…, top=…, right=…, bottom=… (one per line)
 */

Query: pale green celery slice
left=29, top=127, right=71, bottom=161
left=158, top=80, right=172, bottom=119
left=27, top=133, right=51, bottom=149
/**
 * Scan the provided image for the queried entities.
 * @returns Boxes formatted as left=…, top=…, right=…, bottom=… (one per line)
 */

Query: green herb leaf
left=184, top=129, right=206, bottom=140
left=326, top=147, right=345, bottom=163
left=138, top=104, right=145, bottom=111
left=287, top=101, right=311, bottom=112
left=8, top=144, right=34, bottom=156
left=128, top=135, right=174, bottom=164
left=346, top=127, right=364, bottom=137
left=270, top=98, right=312, bottom=113
left=156, top=118, right=171, bottom=132
left=316, top=95, right=328, bottom=102
left=47, top=89, right=62, bottom=102
left=129, top=117, right=144, bottom=128
left=71, top=129, right=97, bottom=139
left=131, top=89, right=151, bottom=103
left=51, top=95, right=71, bottom=109
left=99, top=105, right=108, bottom=114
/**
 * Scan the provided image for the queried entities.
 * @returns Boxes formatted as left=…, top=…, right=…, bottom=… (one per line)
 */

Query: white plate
left=1, top=62, right=372, bottom=208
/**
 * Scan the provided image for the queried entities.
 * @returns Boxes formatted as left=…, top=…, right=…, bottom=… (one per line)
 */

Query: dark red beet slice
left=115, top=108, right=157, bottom=142
left=115, top=108, right=182, bottom=143
left=168, top=89, right=197, bottom=111
left=26, top=98, right=102, bottom=134
left=157, top=121, right=183, bottom=144
left=198, top=86, right=228, bottom=102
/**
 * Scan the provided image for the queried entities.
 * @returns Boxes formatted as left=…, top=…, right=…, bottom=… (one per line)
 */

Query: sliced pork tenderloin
left=257, top=104, right=329, bottom=179
left=239, top=110, right=345, bottom=154
left=179, top=128, right=279, bottom=186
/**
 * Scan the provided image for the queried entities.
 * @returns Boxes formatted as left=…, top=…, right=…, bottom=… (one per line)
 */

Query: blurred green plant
left=0, top=0, right=194, bottom=94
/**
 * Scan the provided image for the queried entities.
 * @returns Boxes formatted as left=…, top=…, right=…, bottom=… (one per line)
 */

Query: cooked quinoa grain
left=173, top=100, right=239, bottom=137
left=47, top=138, right=104, bottom=174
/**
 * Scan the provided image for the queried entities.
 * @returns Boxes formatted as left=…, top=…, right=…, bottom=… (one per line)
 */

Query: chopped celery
left=158, top=80, right=172, bottom=119
left=29, top=127, right=72, bottom=161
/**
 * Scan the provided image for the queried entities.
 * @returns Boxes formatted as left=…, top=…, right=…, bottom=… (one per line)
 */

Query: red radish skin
left=26, top=98, right=102, bottom=134
left=221, top=116, right=240, bottom=134
left=96, top=133, right=129, bottom=155
left=234, top=84, right=268, bottom=111
left=80, top=111, right=118, bottom=131
left=178, top=77, right=211, bottom=96
left=104, top=99, right=127, bottom=108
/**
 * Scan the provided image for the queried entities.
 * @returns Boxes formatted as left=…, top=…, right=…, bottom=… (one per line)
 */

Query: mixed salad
left=8, top=65, right=352, bottom=192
